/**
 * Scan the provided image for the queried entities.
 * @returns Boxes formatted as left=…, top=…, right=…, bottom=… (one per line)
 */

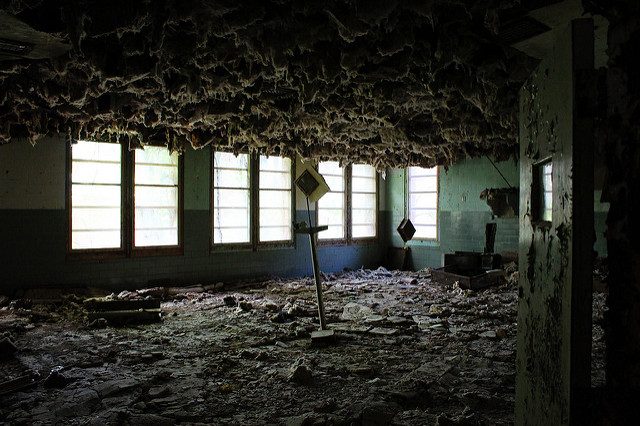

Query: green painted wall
left=183, top=148, right=210, bottom=210
left=0, top=138, right=387, bottom=294
left=385, top=157, right=520, bottom=269
left=516, top=20, right=594, bottom=424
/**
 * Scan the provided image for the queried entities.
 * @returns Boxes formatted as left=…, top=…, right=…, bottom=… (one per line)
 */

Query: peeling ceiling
left=0, top=0, right=539, bottom=167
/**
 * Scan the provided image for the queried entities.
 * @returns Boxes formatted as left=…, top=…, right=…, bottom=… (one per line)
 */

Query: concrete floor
left=0, top=266, right=605, bottom=425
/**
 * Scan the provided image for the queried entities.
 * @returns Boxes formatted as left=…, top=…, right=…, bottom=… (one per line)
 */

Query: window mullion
left=123, top=144, right=133, bottom=255
left=346, top=164, right=352, bottom=242
left=251, top=153, right=258, bottom=250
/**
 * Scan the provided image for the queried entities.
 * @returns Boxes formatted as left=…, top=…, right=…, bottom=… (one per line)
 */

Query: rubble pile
left=0, top=267, right=604, bottom=424
left=0, top=1, right=536, bottom=167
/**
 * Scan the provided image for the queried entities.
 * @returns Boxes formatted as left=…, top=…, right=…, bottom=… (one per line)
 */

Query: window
left=533, top=160, right=553, bottom=223
left=211, top=151, right=294, bottom=248
left=71, top=140, right=122, bottom=250
left=317, top=161, right=345, bottom=240
left=407, top=166, right=438, bottom=240
left=134, top=147, right=179, bottom=247
left=68, top=140, right=183, bottom=255
left=316, top=162, right=378, bottom=243
left=351, top=164, right=377, bottom=238
left=541, top=162, right=553, bottom=222
left=259, top=155, right=292, bottom=242
left=212, top=152, right=251, bottom=244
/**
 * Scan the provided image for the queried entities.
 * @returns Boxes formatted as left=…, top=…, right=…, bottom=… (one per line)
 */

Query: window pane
left=352, top=208, right=376, bottom=225
left=135, top=186, right=178, bottom=208
left=136, top=229, right=178, bottom=246
left=352, top=193, right=376, bottom=209
left=260, top=207, right=291, bottom=227
left=72, top=161, right=121, bottom=184
left=259, top=155, right=291, bottom=172
left=260, top=190, right=291, bottom=208
left=214, top=169, right=249, bottom=189
left=409, top=209, right=437, bottom=226
left=352, top=176, right=376, bottom=192
left=71, top=140, right=122, bottom=250
left=409, top=192, right=438, bottom=208
left=352, top=164, right=376, bottom=178
left=214, top=227, right=250, bottom=244
left=135, top=207, right=178, bottom=229
left=72, top=185, right=120, bottom=207
left=213, top=188, right=250, bottom=208
left=213, top=208, right=249, bottom=228
left=135, top=164, right=178, bottom=186
left=214, top=152, right=249, bottom=170
left=260, top=226, right=292, bottom=242
left=319, top=161, right=342, bottom=175
left=72, top=231, right=121, bottom=250
left=318, top=207, right=344, bottom=226
left=414, top=225, right=437, bottom=239
left=322, top=225, right=344, bottom=239
left=318, top=192, right=343, bottom=207
left=213, top=152, right=251, bottom=245
left=259, top=170, right=291, bottom=190
left=323, top=175, right=344, bottom=192
left=135, top=147, right=179, bottom=165
left=317, top=161, right=346, bottom=240
left=351, top=164, right=376, bottom=239
left=541, top=161, right=553, bottom=222
left=259, top=155, right=292, bottom=242
left=73, top=140, right=121, bottom=161
left=408, top=166, right=438, bottom=239
left=352, top=224, right=376, bottom=238
left=408, top=166, right=437, bottom=177
left=134, top=147, right=179, bottom=247
left=409, top=176, right=437, bottom=192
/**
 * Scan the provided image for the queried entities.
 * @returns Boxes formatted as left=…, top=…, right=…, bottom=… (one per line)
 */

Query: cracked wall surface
left=0, top=0, right=536, bottom=168
left=515, top=19, right=593, bottom=425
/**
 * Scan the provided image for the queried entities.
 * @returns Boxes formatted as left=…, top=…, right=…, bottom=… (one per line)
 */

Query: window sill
left=408, top=238, right=440, bottom=248
left=66, top=249, right=127, bottom=262
left=257, top=240, right=296, bottom=250
left=317, top=238, right=349, bottom=247
left=351, top=237, right=378, bottom=246
left=210, top=243, right=254, bottom=253
left=132, top=246, right=184, bottom=257
left=316, top=237, right=378, bottom=247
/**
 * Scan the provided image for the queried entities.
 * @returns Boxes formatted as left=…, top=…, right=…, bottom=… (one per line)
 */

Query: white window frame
left=211, top=149, right=295, bottom=250
left=67, top=140, right=183, bottom=258
left=316, top=162, right=378, bottom=244
left=406, top=166, right=439, bottom=241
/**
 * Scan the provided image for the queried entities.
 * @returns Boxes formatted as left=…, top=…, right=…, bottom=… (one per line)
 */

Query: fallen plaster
left=0, top=265, right=607, bottom=425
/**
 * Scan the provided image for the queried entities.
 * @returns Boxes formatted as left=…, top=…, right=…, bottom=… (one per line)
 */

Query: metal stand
left=294, top=197, right=334, bottom=341
left=296, top=224, right=329, bottom=330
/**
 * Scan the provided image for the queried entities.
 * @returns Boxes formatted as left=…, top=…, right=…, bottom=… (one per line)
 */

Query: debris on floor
left=0, top=337, right=17, bottom=359
left=0, top=265, right=606, bottom=424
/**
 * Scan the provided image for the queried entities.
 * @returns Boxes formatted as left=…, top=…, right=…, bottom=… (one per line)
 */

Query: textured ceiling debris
left=0, top=0, right=537, bottom=167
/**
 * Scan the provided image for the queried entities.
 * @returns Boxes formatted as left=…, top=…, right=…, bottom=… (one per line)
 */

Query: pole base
left=311, top=329, right=336, bottom=343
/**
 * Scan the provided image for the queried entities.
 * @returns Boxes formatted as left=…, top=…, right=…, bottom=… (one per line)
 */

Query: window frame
left=531, top=158, right=553, bottom=228
left=131, top=148, right=184, bottom=257
left=315, top=161, right=348, bottom=245
left=210, top=151, right=253, bottom=251
left=405, top=166, right=440, bottom=242
left=315, top=163, right=379, bottom=246
left=210, top=148, right=295, bottom=251
left=66, top=140, right=184, bottom=260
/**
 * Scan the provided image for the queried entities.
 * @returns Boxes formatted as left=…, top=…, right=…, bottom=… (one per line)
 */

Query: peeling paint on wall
left=516, top=19, right=594, bottom=425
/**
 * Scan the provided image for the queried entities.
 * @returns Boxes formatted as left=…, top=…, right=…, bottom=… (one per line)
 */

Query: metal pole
left=486, top=155, right=513, bottom=188
left=305, top=195, right=327, bottom=331
left=308, top=232, right=327, bottom=330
